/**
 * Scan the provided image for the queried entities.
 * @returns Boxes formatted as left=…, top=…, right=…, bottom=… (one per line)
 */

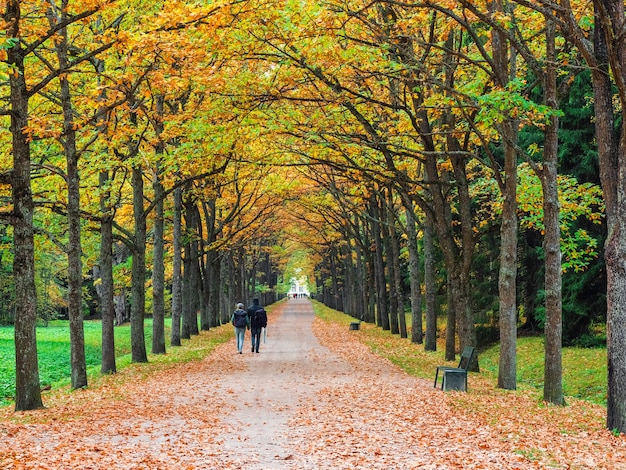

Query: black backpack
left=232, top=310, right=247, bottom=328
left=251, top=307, right=267, bottom=328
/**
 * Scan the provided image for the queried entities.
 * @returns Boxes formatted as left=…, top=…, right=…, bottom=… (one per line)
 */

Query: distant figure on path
left=231, top=302, right=249, bottom=354
left=247, top=298, right=267, bottom=353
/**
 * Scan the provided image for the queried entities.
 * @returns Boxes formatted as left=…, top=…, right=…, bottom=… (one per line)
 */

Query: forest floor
left=0, top=299, right=625, bottom=469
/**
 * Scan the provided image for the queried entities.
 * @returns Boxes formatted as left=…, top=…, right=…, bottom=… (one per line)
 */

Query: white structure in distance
left=288, top=268, right=310, bottom=298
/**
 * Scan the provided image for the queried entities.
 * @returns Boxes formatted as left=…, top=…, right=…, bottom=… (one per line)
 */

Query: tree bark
left=370, top=193, right=389, bottom=330
left=555, top=0, right=626, bottom=429
left=445, top=278, right=456, bottom=361
left=497, top=120, right=519, bottom=390
left=151, top=167, right=166, bottom=354
left=206, top=249, right=220, bottom=329
left=130, top=166, right=148, bottom=363
left=48, top=5, right=87, bottom=389
left=170, top=186, right=183, bottom=346
left=387, top=191, right=406, bottom=338
left=181, top=194, right=195, bottom=340
left=354, top=216, right=368, bottom=321
left=98, top=176, right=116, bottom=372
left=405, top=206, right=423, bottom=344
left=181, top=237, right=193, bottom=340
left=541, top=16, right=564, bottom=405
left=94, top=49, right=116, bottom=371
left=149, top=94, right=166, bottom=354
left=382, top=192, right=400, bottom=335
left=599, top=0, right=626, bottom=435
left=6, top=0, right=43, bottom=410
left=423, top=214, right=437, bottom=351
left=491, top=0, right=518, bottom=390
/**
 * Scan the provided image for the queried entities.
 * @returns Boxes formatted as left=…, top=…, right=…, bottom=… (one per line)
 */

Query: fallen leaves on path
left=0, top=333, right=247, bottom=469
left=299, top=317, right=626, bottom=469
left=0, top=306, right=624, bottom=469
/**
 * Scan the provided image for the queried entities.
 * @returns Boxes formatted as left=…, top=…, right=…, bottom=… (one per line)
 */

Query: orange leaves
left=0, top=303, right=624, bottom=469
left=308, top=316, right=626, bottom=469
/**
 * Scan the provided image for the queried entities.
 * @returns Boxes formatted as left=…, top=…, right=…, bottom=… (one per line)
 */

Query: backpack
left=232, top=309, right=247, bottom=328
left=251, top=307, right=267, bottom=328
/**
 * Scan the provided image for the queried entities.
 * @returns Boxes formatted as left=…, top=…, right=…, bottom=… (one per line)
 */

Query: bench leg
left=442, top=370, right=467, bottom=392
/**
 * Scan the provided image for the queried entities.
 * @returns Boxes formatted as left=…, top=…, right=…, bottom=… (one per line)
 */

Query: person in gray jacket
left=231, top=303, right=249, bottom=354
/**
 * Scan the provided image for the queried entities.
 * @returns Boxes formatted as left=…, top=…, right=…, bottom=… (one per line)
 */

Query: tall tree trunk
left=99, top=177, right=116, bottom=372
left=6, top=1, right=43, bottom=410
left=605, top=164, right=626, bottom=432
left=497, top=120, right=519, bottom=390
left=492, top=0, right=518, bottom=390
left=190, top=212, right=201, bottom=336
left=150, top=95, right=166, bottom=354
left=226, top=251, right=236, bottom=323
left=354, top=216, right=368, bottom=321
left=181, top=236, right=193, bottom=340
left=151, top=167, right=166, bottom=354
left=329, top=248, right=340, bottom=311
left=207, top=250, right=220, bottom=329
left=182, top=195, right=200, bottom=338
left=423, top=214, right=437, bottom=351
left=445, top=278, right=456, bottom=361
left=48, top=7, right=87, bottom=388
left=383, top=194, right=400, bottom=335
left=94, top=49, right=116, bottom=371
left=423, top=150, right=459, bottom=360
left=130, top=166, right=148, bottom=363
left=363, top=218, right=376, bottom=324
left=342, top=241, right=354, bottom=317
left=541, top=17, right=564, bottom=405
left=371, top=194, right=389, bottom=329
left=597, top=0, right=626, bottom=434
left=63, top=76, right=87, bottom=389
left=170, top=186, right=183, bottom=346
left=238, top=247, right=246, bottom=306
left=387, top=191, right=406, bottom=338
left=559, top=0, right=623, bottom=427
left=198, top=227, right=210, bottom=330
left=405, top=206, right=423, bottom=344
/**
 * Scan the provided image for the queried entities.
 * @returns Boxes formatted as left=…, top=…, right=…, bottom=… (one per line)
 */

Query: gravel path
left=217, top=298, right=354, bottom=468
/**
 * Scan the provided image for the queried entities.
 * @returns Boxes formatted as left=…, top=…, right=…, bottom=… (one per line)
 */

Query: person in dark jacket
left=247, top=298, right=267, bottom=353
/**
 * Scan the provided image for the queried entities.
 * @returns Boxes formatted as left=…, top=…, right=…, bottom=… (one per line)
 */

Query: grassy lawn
left=0, top=318, right=233, bottom=408
left=312, top=302, right=607, bottom=406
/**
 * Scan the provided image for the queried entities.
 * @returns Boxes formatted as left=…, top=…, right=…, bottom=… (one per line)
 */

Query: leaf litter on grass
left=308, top=316, right=626, bottom=469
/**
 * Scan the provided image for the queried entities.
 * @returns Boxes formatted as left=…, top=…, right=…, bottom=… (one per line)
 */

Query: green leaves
left=474, top=81, right=563, bottom=130
left=495, top=163, right=603, bottom=272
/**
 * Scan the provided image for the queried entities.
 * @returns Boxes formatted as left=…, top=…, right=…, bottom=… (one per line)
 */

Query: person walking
left=247, top=298, right=267, bottom=353
left=231, top=303, right=249, bottom=354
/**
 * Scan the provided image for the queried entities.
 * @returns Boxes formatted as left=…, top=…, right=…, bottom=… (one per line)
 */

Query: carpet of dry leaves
left=0, top=299, right=625, bottom=469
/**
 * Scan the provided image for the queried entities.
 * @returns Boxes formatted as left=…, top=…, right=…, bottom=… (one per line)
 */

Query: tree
left=555, top=0, right=626, bottom=431
left=44, top=0, right=94, bottom=390
left=404, top=206, right=423, bottom=344
left=1, top=0, right=43, bottom=411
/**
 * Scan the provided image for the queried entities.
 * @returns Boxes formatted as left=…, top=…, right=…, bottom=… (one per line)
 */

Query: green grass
left=478, top=337, right=607, bottom=404
left=313, top=301, right=608, bottom=406
left=0, top=318, right=233, bottom=408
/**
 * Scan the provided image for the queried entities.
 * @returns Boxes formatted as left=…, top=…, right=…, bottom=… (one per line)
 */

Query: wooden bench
left=433, top=346, right=476, bottom=391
